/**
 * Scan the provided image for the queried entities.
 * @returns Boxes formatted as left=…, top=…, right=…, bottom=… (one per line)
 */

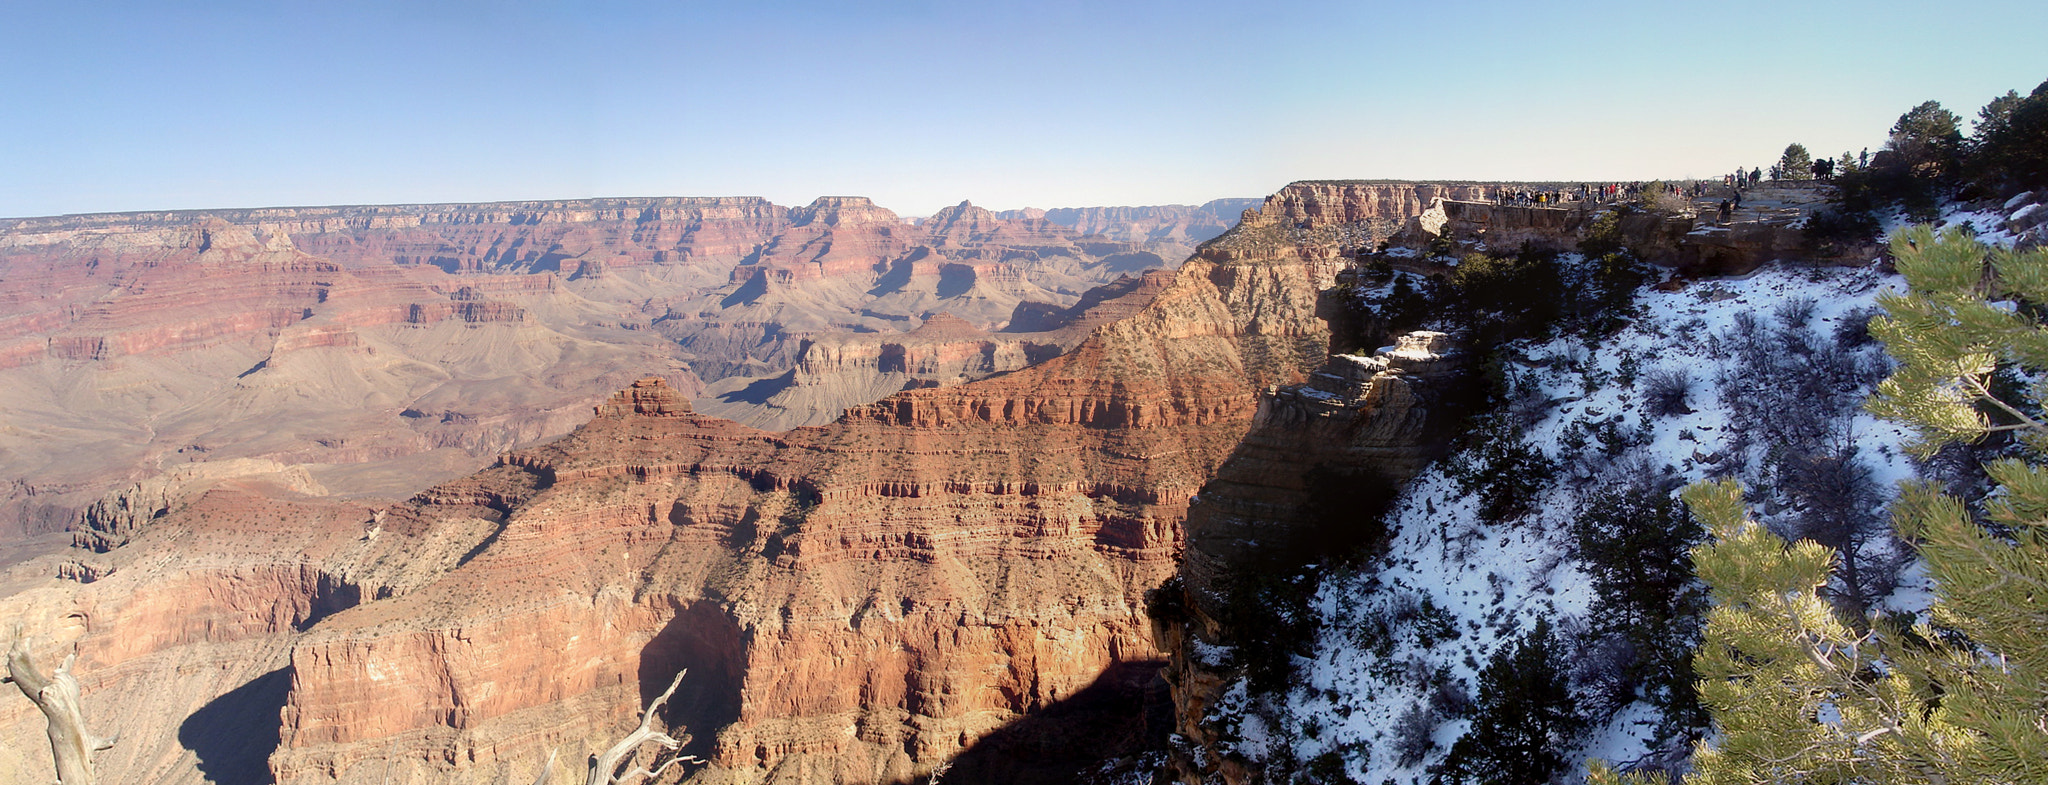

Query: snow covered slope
left=1201, top=252, right=1964, bottom=782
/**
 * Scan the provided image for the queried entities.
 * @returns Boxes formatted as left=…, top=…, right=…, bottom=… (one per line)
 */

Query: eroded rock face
left=0, top=213, right=691, bottom=541
left=265, top=207, right=1343, bottom=783
left=0, top=181, right=1501, bottom=785
left=1264, top=182, right=1497, bottom=230
left=694, top=271, right=1180, bottom=431
left=1394, top=182, right=1836, bottom=275
left=0, top=196, right=1199, bottom=543
left=254, top=182, right=1481, bottom=784
left=596, top=377, right=697, bottom=418
left=1010, top=199, right=1262, bottom=247
left=1158, top=331, right=1467, bottom=784
left=0, top=480, right=395, bottom=785
left=2004, top=190, right=2046, bottom=249
left=73, top=458, right=328, bottom=553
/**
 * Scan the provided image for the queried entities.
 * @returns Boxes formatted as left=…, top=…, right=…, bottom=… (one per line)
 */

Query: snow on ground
left=1937, top=205, right=2018, bottom=246
left=1238, top=260, right=1939, bottom=783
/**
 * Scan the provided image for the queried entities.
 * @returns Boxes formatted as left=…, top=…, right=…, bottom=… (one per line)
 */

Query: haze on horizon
left=4, top=0, right=2044, bottom=219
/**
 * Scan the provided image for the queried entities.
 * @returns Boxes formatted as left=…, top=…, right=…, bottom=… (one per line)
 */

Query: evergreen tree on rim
left=1885, top=100, right=1965, bottom=180
left=1778, top=143, right=1815, bottom=181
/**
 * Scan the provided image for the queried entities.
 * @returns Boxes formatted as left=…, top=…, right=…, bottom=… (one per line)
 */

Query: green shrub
left=1447, top=418, right=1555, bottom=525
left=1431, top=618, right=1585, bottom=785
left=1569, top=488, right=1707, bottom=735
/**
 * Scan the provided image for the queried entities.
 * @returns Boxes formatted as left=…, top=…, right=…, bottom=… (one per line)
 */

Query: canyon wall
left=1008, top=199, right=1262, bottom=246
left=694, top=271, right=1179, bottom=431
left=1156, top=332, right=1470, bottom=785
left=0, top=195, right=1206, bottom=544
left=1150, top=181, right=1838, bottom=784
left=0, top=216, right=695, bottom=543
left=257, top=187, right=1358, bottom=782
left=1, top=181, right=1511, bottom=785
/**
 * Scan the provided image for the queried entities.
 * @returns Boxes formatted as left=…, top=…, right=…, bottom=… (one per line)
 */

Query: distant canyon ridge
left=0, top=195, right=1257, bottom=544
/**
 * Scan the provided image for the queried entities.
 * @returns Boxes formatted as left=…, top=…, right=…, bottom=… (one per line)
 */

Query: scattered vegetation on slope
left=1678, top=225, right=2048, bottom=785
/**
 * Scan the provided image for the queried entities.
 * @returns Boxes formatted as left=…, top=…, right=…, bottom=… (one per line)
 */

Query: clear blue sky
left=3, top=0, right=2043, bottom=218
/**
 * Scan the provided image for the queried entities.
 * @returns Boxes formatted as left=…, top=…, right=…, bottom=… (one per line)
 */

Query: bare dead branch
left=6, top=626, right=114, bottom=784
left=585, top=669, right=695, bottom=785
left=530, top=748, right=558, bottom=785
left=617, top=751, right=691, bottom=785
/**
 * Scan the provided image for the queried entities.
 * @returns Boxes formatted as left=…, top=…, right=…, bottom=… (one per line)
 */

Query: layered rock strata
left=1388, top=181, right=1834, bottom=274
left=261, top=201, right=1349, bottom=781
left=0, top=195, right=1202, bottom=543
left=1, top=181, right=1511, bottom=785
left=0, top=218, right=692, bottom=540
left=695, top=271, right=1178, bottom=431
left=1005, top=199, right=1262, bottom=246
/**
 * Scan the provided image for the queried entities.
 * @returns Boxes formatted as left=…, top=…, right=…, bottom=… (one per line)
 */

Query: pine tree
left=1969, top=80, right=2048, bottom=194
left=1570, top=490, right=1707, bottom=731
left=1681, top=478, right=1912, bottom=784
left=1680, top=226, right=2048, bottom=784
left=1778, top=143, right=1815, bottom=181
left=1885, top=100, right=1964, bottom=180
left=1865, top=225, right=2048, bottom=454
left=1431, top=618, right=1584, bottom=785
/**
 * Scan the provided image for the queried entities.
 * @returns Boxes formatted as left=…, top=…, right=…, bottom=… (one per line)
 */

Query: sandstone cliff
left=694, top=271, right=1177, bottom=431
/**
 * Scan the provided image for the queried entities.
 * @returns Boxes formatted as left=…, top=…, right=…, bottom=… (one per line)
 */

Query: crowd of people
left=1491, top=180, right=1715, bottom=206
left=1478, top=164, right=1834, bottom=228
left=1484, top=156, right=1847, bottom=214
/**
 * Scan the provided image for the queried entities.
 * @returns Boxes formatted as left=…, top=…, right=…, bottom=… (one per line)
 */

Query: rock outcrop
left=1156, top=332, right=1469, bottom=784
left=1389, top=181, right=1835, bottom=274
left=73, top=458, right=328, bottom=553
left=2005, top=190, right=2047, bottom=249
left=594, top=377, right=697, bottom=418
left=695, top=271, right=1180, bottom=431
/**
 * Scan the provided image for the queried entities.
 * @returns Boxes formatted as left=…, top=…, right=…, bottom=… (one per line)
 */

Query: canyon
left=0, top=196, right=1236, bottom=549
left=0, top=182, right=1519, bottom=784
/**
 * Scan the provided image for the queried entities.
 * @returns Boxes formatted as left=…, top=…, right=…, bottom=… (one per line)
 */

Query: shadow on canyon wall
left=638, top=600, right=747, bottom=764
left=894, top=660, right=1174, bottom=785
left=180, top=666, right=291, bottom=785
left=712, top=372, right=797, bottom=406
